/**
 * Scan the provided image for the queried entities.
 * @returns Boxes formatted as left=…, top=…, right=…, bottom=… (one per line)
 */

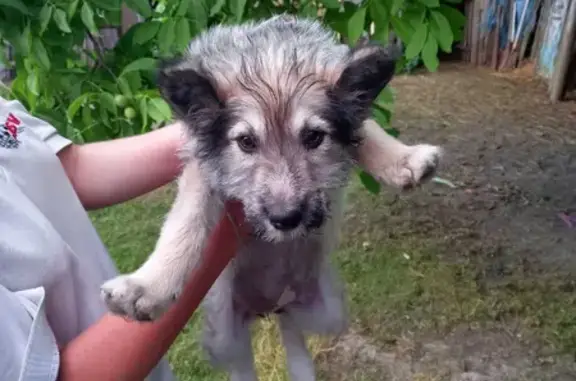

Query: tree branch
left=85, top=29, right=117, bottom=80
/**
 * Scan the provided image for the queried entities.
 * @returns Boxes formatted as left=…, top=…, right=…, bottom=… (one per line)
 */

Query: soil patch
left=319, top=62, right=576, bottom=381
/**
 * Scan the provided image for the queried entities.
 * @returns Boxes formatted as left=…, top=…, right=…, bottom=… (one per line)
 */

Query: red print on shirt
left=0, top=113, right=23, bottom=149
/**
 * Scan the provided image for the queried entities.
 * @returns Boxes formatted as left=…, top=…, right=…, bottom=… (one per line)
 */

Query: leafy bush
left=0, top=0, right=464, bottom=191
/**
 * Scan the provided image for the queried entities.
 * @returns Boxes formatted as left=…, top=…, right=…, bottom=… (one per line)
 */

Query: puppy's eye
left=301, top=129, right=326, bottom=150
left=236, top=134, right=258, bottom=153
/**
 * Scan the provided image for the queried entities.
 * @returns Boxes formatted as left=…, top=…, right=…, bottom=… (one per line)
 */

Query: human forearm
left=58, top=202, right=246, bottom=381
left=58, top=123, right=186, bottom=210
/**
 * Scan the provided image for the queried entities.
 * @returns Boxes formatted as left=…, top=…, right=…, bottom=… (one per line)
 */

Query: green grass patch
left=90, top=183, right=576, bottom=380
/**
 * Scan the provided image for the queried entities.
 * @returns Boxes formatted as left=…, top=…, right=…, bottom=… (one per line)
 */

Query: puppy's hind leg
left=278, top=312, right=316, bottom=381
left=279, top=261, right=348, bottom=381
left=101, top=157, right=223, bottom=321
left=203, top=272, right=258, bottom=381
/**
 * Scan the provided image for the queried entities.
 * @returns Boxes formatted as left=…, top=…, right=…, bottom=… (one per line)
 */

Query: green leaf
left=189, top=0, right=208, bottom=33
left=53, top=8, right=72, bottom=33
left=0, top=0, right=30, bottom=14
left=390, top=16, right=413, bottom=44
left=147, top=98, right=172, bottom=122
left=369, top=1, right=390, bottom=43
left=157, top=19, right=176, bottom=53
left=376, top=87, right=395, bottom=106
left=325, top=2, right=361, bottom=37
left=125, top=0, right=152, bottom=17
left=404, top=5, right=426, bottom=28
left=26, top=71, right=39, bottom=96
left=81, top=2, right=99, bottom=35
left=98, top=103, right=111, bottom=127
left=421, top=33, right=439, bottom=71
left=174, top=18, right=191, bottom=52
left=10, top=75, right=27, bottom=104
left=90, top=0, right=122, bottom=11
left=347, top=6, right=367, bottom=45
left=301, top=1, right=318, bottom=18
left=39, top=4, right=53, bottom=34
left=386, top=127, right=399, bottom=137
left=320, top=0, right=341, bottom=9
left=100, top=92, right=117, bottom=115
left=210, top=0, right=226, bottom=16
left=418, top=0, right=440, bottom=8
left=67, top=0, right=80, bottom=18
left=124, top=71, right=142, bottom=91
left=438, top=5, right=466, bottom=27
left=438, top=5, right=466, bottom=42
left=139, top=97, right=149, bottom=132
left=67, top=93, right=91, bottom=121
left=429, top=10, right=453, bottom=52
left=67, top=124, right=85, bottom=143
left=372, top=105, right=392, bottom=126
left=391, top=0, right=404, bottom=14
left=359, top=170, right=381, bottom=194
left=120, top=58, right=157, bottom=77
left=122, top=123, right=136, bottom=137
left=175, top=0, right=190, bottom=16
left=31, top=39, right=50, bottom=70
left=404, top=22, right=427, bottom=59
left=229, top=0, right=247, bottom=22
left=153, top=1, right=166, bottom=13
left=117, top=77, right=133, bottom=97
left=133, top=21, right=161, bottom=44
left=82, top=102, right=92, bottom=130
left=18, top=23, right=32, bottom=53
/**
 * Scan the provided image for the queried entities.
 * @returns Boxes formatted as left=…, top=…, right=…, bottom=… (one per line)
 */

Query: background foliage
left=0, top=0, right=465, bottom=191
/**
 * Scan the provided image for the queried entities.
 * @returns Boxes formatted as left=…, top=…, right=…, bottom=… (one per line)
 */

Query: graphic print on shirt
left=0, top=112, right=24, bottom=149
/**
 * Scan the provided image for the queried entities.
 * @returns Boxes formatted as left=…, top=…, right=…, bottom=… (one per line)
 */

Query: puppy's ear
left=333, top=43, right=398, bottom=109
left=157, top=60, right=222, bottom=119
left=323, top=43, right=397, bottom=146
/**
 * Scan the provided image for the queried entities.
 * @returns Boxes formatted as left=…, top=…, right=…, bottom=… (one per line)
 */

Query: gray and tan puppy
left=101, top=15, right=441, bottom=381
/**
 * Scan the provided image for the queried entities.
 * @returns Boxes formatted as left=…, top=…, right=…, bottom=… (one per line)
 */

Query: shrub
left=0, top=0, right=464, bottom=191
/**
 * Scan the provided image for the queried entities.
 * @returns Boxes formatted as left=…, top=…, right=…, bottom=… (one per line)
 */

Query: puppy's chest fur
left=228, top=191, right=344, bottom=318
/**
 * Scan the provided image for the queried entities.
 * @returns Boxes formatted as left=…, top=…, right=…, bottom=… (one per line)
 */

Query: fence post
left=549, top=0, right=576, bottom=101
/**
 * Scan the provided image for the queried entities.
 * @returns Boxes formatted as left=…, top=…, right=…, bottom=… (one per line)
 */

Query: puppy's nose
left=269, top=209, right=303, bottom=231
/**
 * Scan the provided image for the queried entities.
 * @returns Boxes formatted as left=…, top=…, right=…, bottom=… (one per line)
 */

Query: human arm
left=57, top=122, right=186, bottom=210
left=0, top=98, right=247, bottom=380
left=57, top=200, right=247, bottom=381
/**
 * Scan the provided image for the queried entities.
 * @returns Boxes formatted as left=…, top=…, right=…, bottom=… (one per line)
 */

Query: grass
left=90, top=181, right=576, bottom=380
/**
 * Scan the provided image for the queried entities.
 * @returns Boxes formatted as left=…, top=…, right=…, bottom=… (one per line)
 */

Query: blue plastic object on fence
left=481, top=0, right=538, bottom=49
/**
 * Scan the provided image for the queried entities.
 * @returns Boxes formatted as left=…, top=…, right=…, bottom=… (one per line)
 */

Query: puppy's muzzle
left=263, top=194, right=325, bottom=232
left=264, top=202, right=305, bottom=231
left=269, top=209, right=303, bottom=231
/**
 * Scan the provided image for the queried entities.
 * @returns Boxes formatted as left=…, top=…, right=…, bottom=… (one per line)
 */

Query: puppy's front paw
left=395, top=144, right=441, bottom=190
left=101, top=274, right=178, bottom=321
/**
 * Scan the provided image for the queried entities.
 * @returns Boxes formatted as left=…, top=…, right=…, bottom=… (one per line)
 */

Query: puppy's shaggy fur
left=101, top=15, right=441, bottom=381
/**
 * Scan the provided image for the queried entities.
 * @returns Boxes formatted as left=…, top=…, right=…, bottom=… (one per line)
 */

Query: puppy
left=101, top=15, right=441, bottom=381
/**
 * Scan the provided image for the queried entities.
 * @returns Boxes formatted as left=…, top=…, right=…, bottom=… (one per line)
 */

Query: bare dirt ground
left=316, top=62, right=576, bottom=381
left=391, top=62, right=576, bottom=276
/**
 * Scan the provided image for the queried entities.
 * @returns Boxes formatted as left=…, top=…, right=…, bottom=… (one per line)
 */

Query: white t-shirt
left=0, top=98, right=176, bottom=381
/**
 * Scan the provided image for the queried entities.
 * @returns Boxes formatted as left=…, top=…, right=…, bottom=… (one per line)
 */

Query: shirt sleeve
left=0, top=97, right=72, bottom=154
left=0, top=285, right=60, bottom=381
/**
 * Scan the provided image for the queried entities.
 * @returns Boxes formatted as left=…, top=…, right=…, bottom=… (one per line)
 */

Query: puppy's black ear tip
left=382, top=44, right=402, bottom=62
left=157, top=56, right=184, bottom=71
left=155, top=56, right=186, bottom=88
